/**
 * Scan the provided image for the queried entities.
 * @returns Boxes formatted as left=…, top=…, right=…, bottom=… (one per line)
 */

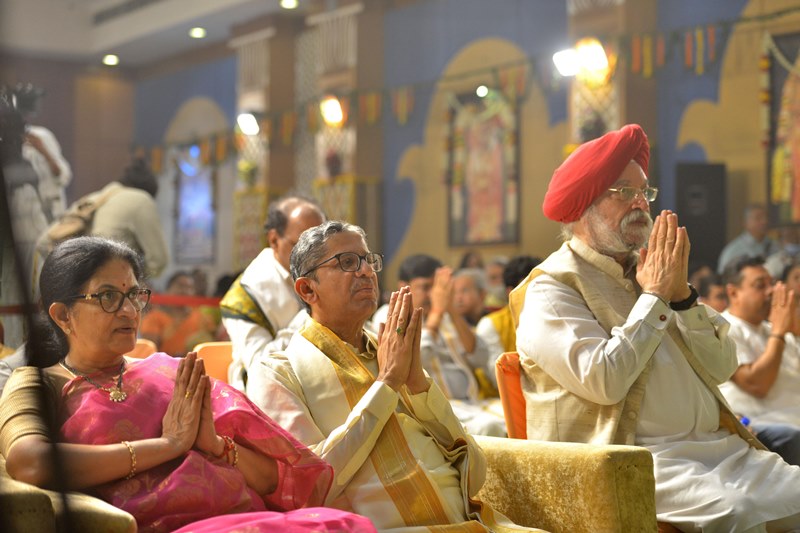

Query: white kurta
left=720, top=311, right=800, bottom=427
left=223, top=248, right=303, bottom=390
left=517, top=238, right=800, bottom=532
left=247, top=326, right=537, bottom=532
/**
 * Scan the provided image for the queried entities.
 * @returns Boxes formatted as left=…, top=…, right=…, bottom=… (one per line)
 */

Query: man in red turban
left=509, top=125, right=800, bottom=531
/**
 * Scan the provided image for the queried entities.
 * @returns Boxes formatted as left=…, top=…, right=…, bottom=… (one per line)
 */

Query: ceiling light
left=237, top=113, right=260, bottom=136
left=476, top=85, right=489, bottom=98
left=280, top=0, right=299, bottom=9
left=189, top=27, right=207, bottom=39
left=320, top=97, right=344, bottom=127
left=102, top=54, right=119, bottom=66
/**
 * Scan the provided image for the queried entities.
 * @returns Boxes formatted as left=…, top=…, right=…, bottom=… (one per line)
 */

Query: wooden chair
left=192, top=341, right=233, bottom=383
left=495, top=351, right=527, bottom=439
left=126, top=338, right=158, bottom=359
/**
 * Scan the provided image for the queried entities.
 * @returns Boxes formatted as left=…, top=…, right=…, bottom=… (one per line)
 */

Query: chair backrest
left=126, top=338, right=158, bottom=359
left=495, top=351, right=527, bottom=439
left=193, top=341, right=233, bottom=383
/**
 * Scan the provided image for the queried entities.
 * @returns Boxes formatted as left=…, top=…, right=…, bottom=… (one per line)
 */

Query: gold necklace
left=59, top=359, right=127, bottom=402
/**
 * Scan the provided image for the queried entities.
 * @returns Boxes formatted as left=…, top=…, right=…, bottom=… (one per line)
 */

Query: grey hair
left=560, top=222, right=576, bottom=242
left=290, top=220, right=366, bottom=283
left=454, top=268, right=487, bottom=292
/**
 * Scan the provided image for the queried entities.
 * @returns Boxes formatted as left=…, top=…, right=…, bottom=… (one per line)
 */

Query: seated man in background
left=696, top=272, right=728, bottom=313
left=453, top=268, right=488, bottom=326
left=476, top=255, right=541, bottom=388
left=247, top=221, right=534, bottom=531
left=721, top=256, right=800, bottom=464
left=372, top=255, right=505, bottom=435
left=717, top=203, right=779, bottom=273
left=220, top=195, right=325, bottom=390
left=514, top=124, right=800, bottom=531
left=483, top=255, right=509, bottom=310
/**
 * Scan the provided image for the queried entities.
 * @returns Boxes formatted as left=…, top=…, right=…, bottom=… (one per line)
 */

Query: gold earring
left=64, top=328, right=71, bottom=335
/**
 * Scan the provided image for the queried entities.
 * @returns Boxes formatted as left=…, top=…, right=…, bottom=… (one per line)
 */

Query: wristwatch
left=670, top=284, right=699, bottom=311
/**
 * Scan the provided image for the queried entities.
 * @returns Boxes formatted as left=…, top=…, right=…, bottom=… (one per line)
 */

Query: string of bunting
left=136, top=4, right=800, bottom=167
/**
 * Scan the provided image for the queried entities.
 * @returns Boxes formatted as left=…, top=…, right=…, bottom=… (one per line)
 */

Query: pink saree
left=58, top=353, right=375, bottom=533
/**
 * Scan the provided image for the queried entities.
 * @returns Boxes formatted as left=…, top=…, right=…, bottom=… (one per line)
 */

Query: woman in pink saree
left=0, top=236, right=374, bottom=533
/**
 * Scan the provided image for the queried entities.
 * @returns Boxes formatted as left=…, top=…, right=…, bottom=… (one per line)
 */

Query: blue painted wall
left=382, top=0, right=568, bottom=262
left=134, top=56, right=237, bottom=146
left=656, top=0, right=749, bottom=209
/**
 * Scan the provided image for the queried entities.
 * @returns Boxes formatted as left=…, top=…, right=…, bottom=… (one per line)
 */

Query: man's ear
left=49, top=302, right=70, bottom=332
left=725, top=283, right=738, bottom=302
left=295, top=278, right=317, bottom=307
left=267, top=229, right=280, bottom=250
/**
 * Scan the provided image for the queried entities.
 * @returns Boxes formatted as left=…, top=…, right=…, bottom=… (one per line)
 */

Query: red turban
left=542, top=124, right=650, bottom=223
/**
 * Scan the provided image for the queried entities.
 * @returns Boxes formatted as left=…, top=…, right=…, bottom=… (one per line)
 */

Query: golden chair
left=125, top=338, right=158, bottom=359
left=192, top=341, right=232, bottom=383
left=483, top=351, right=658, bottom=532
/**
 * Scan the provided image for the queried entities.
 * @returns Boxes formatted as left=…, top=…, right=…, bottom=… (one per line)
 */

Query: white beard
left=584, top=206, right=653, bottom=260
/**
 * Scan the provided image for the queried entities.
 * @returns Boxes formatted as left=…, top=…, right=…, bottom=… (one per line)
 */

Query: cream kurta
left=517, top=237, right=800, bottom=532
left=223, top=248, right=303, bottom=390
left=247, top=321, right=539, bottom=532
left=721, top=311, right=800, bottom=427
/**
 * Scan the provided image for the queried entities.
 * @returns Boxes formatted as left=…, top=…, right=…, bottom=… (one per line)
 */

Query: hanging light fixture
left=552, top=37, right=609, bottom=82
left=320, top=96, right=344, bottom=127
left=237, top=112, right=260, bottom=136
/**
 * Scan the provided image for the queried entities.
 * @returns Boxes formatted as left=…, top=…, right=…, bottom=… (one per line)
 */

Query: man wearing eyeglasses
left=511, top=124, right=800, bottom=531
left=246, top=220, right=533, bottom=531
left=220, top=195, right=325, bottom=391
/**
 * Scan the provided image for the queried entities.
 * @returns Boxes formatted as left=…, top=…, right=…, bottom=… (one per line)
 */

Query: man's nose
left=631, top=192, right=650, bottom=209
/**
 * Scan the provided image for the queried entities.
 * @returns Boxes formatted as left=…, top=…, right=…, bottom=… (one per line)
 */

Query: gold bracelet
left=231, top=441, right=239, bottom=467
left=122, top=441, right=137, bottom=480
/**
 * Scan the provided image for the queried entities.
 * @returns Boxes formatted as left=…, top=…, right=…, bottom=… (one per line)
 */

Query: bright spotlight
left=237, top=113, right=260, bottom=136
left=320, top=97, right=344, bottom=127
left=102, top=54, right=120, bottom=66
left=476, top=85, right=489, bottom=98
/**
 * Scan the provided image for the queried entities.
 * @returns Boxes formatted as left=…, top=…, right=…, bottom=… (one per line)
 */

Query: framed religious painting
left=445, top=90, right=519, bottom=246
left=767, top=31, right=800, bottom=226
left=173, top=145, right=216, bottom=264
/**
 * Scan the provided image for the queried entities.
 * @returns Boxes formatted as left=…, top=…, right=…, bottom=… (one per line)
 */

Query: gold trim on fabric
left=219, top=276, right=276, bottom=337
left=300, top=320, right=452, bottom=526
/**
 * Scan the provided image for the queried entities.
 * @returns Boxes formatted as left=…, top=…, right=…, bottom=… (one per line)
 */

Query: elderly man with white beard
left=510, top=124, right=800, bottom=532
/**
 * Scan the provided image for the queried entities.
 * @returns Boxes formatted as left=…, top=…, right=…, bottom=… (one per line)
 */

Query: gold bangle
left=122, top=441, right=137, bottom=480
left=231, top=442, right=239, bottom=468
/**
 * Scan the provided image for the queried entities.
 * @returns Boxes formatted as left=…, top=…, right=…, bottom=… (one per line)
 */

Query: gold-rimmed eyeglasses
left=607, top=186, right=659, bottom=203
left=70, top=288, right=151, bottom=313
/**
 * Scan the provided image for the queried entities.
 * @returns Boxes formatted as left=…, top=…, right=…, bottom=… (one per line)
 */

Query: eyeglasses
left=301, top=252, right=383, bottom=277
left=70, top=288, right=152, bottom=313
left=607, top=187, right=658, bottom=203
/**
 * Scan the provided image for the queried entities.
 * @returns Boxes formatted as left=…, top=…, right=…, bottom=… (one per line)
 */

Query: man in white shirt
left=513, top=124, right=800, bottom=531
left=13, top=83, right=72, bottom=222
left=717, top=203, right=779, bottom=273
left=246, top=221, right=532, bottom=531
left=721, top=255, right=800, bottom=464
left=220, top=195, right=325, bottom=391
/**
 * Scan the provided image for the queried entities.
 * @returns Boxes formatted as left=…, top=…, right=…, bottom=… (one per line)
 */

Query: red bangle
left=214, top=435, right=235, bottom=458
